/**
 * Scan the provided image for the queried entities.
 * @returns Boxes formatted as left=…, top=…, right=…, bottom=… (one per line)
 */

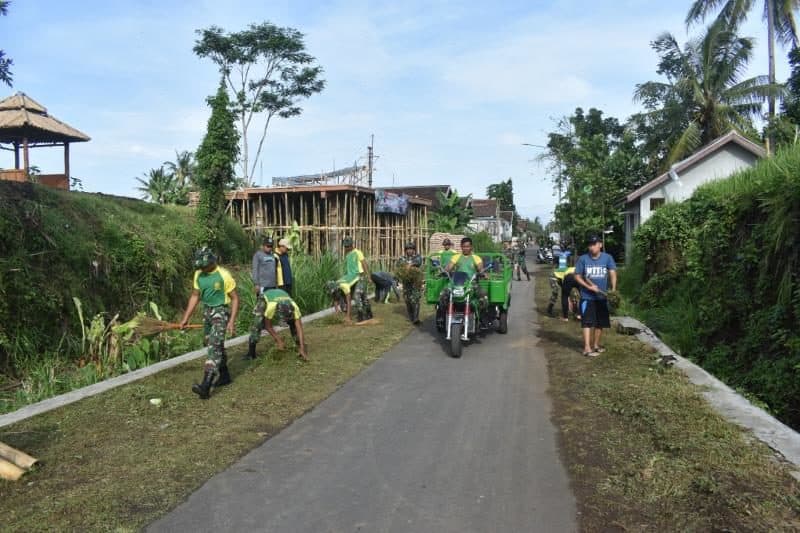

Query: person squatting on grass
left=276, top=238, right=298, bottom=340
left=180, top=247, right=239, bottom=399
left=574, top=234, right=617, bottom=358
left=260, top=288, right=309, bottom=361
left=246, top=236, right=281, bottom=360
left=340, top=237, right=373, bottom=323
left=548, top=266, right=580, bottom=321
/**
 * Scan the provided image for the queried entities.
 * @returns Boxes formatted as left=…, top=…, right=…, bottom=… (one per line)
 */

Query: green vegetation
left=0, top=0, right=12, bottom=87
left=622, top=144, right=800, bottom=428
left=430, top=188, right=473, bottom=233
left=534, top=268, right=800, bottom=531
left=0, top=303, right=425, bottom=532
left=195, top=80, right=240, bottom=247
left=193, top=21, right=326, bottom=185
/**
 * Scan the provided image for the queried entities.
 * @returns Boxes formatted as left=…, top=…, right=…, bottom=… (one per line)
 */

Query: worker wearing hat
left=276, top=237, right=298, bottom=340
left=261, top=288, right=309, bottom=361
left=179, top=247, right=239, bottom=399
left=246, top=236, right=282, bottom=360
left=396, top=241, right=423, bottom=324
left=340, top=236, right=373, bottom=322
left=574, top=234, right=617, bottom=357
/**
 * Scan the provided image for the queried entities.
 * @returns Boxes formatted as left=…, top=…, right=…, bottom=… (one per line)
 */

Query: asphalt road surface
left=149, top=266, right=577, bottom=533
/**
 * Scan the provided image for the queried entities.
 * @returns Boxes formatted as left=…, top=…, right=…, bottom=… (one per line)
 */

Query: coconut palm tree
left=686, top=0, right=800, bottom=122
left=163, top=150, right=196, bottom=189
left=635, top=19, right=783, bottom=163
left=135, top=167, right=178, bottom=204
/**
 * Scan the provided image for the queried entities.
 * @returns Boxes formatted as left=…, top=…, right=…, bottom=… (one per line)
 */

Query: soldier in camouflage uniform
left=179, top=247, right=240, bottom=399
left=341, top=237, right=373, bottom=322
left=396, top=241, right=423, bottom=324
left=516, top=244, right=531, bottom=281
left=502, top=240, right=515, bottom=274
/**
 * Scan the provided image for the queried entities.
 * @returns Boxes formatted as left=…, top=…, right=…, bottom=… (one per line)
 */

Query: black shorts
left=580, top=299, right=610, bottom=329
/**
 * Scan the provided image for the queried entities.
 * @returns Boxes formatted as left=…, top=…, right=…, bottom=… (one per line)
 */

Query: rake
left=134, top=316, right=203, bottom=336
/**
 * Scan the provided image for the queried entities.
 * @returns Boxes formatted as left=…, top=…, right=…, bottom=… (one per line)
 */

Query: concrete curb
left=615, top=316, right=800, bottom=476
left=0, top=306, right=341, bottom=429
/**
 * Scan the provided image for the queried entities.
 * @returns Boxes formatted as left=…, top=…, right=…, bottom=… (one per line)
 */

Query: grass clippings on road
left=0, top=303, right=428, bottom=532
left=533, top=268, right=800, bottom=532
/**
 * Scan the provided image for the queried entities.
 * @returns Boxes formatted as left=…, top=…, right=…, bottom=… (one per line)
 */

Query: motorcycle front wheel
left=450, top=322, right=463, bottom=358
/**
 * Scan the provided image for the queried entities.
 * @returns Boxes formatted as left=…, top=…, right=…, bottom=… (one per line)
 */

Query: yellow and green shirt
left=449, top=253, right=484, bottom=278
left=262, top=288, right=301, bottom=320
left=193, top=266, right=236, bottom=307
left=554, top=266, right=575, bottom=281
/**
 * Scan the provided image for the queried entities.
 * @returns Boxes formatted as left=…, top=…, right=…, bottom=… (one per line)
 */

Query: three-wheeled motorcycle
left=424, top=252, right=512, bottom=357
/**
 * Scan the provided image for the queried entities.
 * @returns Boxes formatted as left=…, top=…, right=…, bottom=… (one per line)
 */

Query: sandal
left=582, top=350, right=600, bottom=358
left=593, top=346, right=606, bottom=353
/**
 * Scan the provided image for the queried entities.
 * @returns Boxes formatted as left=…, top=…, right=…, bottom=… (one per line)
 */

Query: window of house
left=650, top=198, right=665, bottom=211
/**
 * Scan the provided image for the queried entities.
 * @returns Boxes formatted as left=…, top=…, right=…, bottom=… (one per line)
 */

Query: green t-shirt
left=193, top=267, right=236, bottom=307
left=262, top=288, right=301, bottom=320
left=449, top=253, right=483, bottom=278
left=345, top=248, right=365, bottom=281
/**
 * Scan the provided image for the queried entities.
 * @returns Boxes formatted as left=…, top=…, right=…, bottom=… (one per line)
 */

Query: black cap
left=442, top=238, right=452, bottom=245
left=587, top=234, right=601, bottom=244
left=263, top=236, right=274, bottom=246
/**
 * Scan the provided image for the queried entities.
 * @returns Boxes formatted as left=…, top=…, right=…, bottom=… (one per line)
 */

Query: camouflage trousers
left=203, top=305, right=229, bottom=373
left=548, top=277, right=561, bottom=307
left=249, top=295, right=267, bottom=344
left=352, top=276, right=372, bottom=319
left=403, top=285, right=421, bottom=306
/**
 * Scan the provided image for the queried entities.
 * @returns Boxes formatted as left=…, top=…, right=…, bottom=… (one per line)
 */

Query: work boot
left=243, top=340, right=257, bottom=360
left=192, top=368, right=215, bottom=399
left=215, top=364, right=232, bottom=387
left=546, top=303, right=554, bottom=317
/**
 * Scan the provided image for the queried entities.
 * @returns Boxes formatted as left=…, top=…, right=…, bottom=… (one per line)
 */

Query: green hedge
left=0, top=182, right=252, bottom=375
left=622, top=144, right=800, bottom=427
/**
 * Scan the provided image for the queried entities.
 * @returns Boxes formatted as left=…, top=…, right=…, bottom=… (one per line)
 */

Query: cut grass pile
left=533, top=268, right=800, bottom=531
left=0, top=303, right=427, bottom=532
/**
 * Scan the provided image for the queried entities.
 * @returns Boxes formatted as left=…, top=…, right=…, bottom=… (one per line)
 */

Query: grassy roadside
left=0, top=302, right=427, bottom=532
left=533, top=267, right=800, bottom=531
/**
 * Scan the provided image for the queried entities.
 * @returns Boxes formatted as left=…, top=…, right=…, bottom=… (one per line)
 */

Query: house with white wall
left=468, top=198, right=512, bottom=242
left=623, top=131, right=765, bottom=259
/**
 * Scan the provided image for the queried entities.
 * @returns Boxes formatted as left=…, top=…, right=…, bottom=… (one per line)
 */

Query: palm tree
left=686, top=0, right=800, bottom=123
left=163, top=150, right=195, bottom=189
left=635, top=19, right=783, bottom=163
left=135, top=167, right=178, bottom=204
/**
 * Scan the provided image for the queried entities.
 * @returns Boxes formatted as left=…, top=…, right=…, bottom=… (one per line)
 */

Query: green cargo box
left=425, top=251, right=512, bottom=307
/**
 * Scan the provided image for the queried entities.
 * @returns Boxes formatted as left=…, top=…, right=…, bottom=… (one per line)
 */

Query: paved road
left=149, top=269, right=577, bottom=533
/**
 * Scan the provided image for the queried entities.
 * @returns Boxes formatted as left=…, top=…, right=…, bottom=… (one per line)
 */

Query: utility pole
left=367, top=134, right=374, bottom=188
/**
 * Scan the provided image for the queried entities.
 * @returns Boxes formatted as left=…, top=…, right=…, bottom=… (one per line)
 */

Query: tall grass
left=623, top=143, right=800, bottom=428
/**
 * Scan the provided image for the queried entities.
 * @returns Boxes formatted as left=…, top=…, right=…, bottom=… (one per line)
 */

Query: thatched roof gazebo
left=0, top=92, right=90, bottom=190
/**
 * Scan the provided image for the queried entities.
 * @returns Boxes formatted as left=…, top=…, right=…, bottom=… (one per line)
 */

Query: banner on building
left=374, top=189, right=409, bottom=215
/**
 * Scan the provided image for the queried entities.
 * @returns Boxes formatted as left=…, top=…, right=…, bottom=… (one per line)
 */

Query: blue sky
left=1, top=0, right=789, bottom=222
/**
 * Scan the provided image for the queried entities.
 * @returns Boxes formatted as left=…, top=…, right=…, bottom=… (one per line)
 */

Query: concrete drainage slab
left=614, top=316, right=800, bottom=479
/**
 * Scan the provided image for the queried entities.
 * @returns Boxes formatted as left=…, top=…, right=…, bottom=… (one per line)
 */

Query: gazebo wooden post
left=13, top=141, right=19, bottom=169
left=64, top=142, right=70, bottom=179
left=22, top=137, right=29, bottom=178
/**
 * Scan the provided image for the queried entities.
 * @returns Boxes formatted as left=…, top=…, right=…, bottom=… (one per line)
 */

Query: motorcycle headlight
left=453, top=287, right=465, bottom=297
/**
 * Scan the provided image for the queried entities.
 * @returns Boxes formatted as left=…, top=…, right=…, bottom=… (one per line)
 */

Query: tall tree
left=195, top=80, right=240, bottom=247
left=686, top=0, right=800, bottom=124
left=634, top=19, right=781, bottom=163
left=543, top=108, right=648, bottom=252
left=0, top=0, right=12, bottom=86
left=487, top=178, right=522, bottom=235
left=194, top=22, right=325, bottom=185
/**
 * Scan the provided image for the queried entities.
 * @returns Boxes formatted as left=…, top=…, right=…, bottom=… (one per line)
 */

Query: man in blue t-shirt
left=574, top=234, right=617, bottom=357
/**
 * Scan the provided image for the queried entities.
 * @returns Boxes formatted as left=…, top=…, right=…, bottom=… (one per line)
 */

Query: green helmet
left=404, top=241, right=416, bottom=250
left=193, top=247, right=216, bottom=269
left=342, top=237, right=354, bottom=247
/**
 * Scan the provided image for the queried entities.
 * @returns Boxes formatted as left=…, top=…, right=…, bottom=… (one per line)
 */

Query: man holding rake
left=179, top=247, right=239, bottom=399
